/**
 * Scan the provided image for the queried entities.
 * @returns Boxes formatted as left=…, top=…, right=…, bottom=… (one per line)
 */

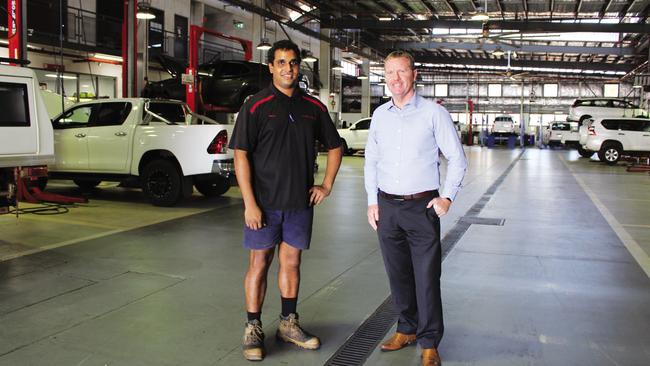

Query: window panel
left=93, top=103, right=132, bottom=127
left=543, top=84, right=558, bottom=97
left=434, top=84, right=448, bottom=97
left=488, top=84, right=501, bottom=97
left=603, top=84, right=619, bottom=97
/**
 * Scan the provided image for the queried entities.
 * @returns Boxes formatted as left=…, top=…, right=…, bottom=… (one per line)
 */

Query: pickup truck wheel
left=73, top=179, right=101, bottom=190
left=141, top=160, right=183, bottom=206
left=598, top=143, right=621, bottom=165
left=577, top=146, right=594, bottom=158
left=194, top=175, right=230, bottom=197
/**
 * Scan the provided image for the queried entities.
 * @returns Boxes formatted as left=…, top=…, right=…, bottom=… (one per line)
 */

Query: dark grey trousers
left=377, top=192, right=443, bottom=349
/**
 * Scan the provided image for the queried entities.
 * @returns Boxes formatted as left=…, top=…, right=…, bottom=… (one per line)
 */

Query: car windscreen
left=0, top=82, right=30, bottom=127
left=552, top=123, right=570, bottom=131
left=148, top=102, right=186, bottom=123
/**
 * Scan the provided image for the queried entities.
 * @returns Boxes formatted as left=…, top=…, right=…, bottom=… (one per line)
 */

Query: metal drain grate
left=324, top=297, right=398, bottom=366
left=459, top=217, right=505, bottom=226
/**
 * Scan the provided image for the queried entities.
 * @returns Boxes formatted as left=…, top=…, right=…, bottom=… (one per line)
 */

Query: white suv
left=568, top=98, right=647, bottom=124
left=492, top=115, right=518, bottom=135
left=580, top=117, right=650, bottom=164
left=542, top=121, right=576, bottom=146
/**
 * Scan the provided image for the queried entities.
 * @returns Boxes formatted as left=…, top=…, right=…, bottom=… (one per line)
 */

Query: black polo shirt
left=229, top=84, right=341, bottom=210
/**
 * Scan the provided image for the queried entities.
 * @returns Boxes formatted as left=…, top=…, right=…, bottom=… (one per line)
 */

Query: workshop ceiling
left=231, top=0, right=650, bottom=81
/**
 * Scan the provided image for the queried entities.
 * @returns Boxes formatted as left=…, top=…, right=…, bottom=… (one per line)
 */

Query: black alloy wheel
left=141, top=160, right=183, bottom=206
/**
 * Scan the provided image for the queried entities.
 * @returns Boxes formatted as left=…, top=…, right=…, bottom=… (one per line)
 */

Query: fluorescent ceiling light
left=471, top=12, right=489, bottom=21
left=378, top=17, right=393, bottom=21
left=303, top=51, right=317, bottom=63
left=45, top=74, right=77, bottom=80
left=299, top=4, right=314, bottom=12
left=92, top=53, right=123, bottom=62
left=256, top=38, right=272, bottom=50
left=136, top=2, right=156, bottom=19
left=332, top=61, right=344, bottom=71
left=357, top=71, right=368, bottom=80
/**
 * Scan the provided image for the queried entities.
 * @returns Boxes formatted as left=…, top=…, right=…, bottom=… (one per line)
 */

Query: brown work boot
left=276, top=313, right=320, bottom=350
left=421, top=347, right=442, bottom=366
left=380, top=332, right=417, bottom=352
left=242, top=320, right=265, bottom=361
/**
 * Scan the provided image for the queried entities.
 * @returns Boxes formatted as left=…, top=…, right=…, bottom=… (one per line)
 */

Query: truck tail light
left=207, top=130, right=228, bottom=154
left=588, top=126, right=596, bottom=136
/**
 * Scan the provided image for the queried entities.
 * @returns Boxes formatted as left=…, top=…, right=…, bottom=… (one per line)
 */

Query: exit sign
left=233, top=20, right=244, bottom=29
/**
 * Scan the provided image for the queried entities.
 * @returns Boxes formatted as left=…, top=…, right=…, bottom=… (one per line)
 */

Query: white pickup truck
left=47, top=98, right=234, bottom=206
left=1, top=64, right=55, bottom=213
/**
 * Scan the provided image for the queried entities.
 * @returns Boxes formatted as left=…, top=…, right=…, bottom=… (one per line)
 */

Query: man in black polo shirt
left=229, top=40, right=342, bottom=361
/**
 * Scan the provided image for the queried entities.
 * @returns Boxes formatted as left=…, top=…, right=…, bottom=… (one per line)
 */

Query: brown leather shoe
left=380, top=332, right=417, bottom=352
left=421, top=347, right=441, bottom=366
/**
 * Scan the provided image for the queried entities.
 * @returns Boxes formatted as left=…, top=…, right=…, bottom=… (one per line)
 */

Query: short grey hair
left=384, top=50, right=415, bottom=70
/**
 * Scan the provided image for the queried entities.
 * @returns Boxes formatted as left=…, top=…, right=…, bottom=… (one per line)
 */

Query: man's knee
left=248, top=250, right=274, bottom=274
left=279, top=244, right=301, bottom=269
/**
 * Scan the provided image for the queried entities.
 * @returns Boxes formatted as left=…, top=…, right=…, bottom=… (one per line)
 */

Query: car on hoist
left=147, top=55, right=272, bottom=114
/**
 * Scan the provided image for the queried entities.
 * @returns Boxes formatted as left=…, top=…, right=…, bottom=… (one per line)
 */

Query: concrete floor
left=1, top=147, right=649, bottom=366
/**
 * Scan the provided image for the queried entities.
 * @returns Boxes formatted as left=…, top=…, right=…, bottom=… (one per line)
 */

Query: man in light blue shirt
left=364, top=50, right=467, bottom=366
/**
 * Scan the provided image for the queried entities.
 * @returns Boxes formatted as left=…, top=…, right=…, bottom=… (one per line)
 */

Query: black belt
left=378, top=189, right=438, bottom=201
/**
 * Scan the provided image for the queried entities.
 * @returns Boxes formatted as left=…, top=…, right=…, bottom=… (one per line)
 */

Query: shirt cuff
left=367, top=193, right=378, bottom=206
left=442, top=188, right=459, bottom=202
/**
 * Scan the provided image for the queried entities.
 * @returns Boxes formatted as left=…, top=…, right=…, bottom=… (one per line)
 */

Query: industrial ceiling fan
left=499, top=50, right=529, bottom=80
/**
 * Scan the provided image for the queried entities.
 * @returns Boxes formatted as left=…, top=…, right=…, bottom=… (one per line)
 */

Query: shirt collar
left=270, top=82, right=302, bottom=100
left=388, top=91, right=420, bottom=111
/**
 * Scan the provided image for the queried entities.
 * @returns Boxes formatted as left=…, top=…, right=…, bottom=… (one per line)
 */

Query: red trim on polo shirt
left=302, top=96, right=327, bottom=112
left=250, top=95, right=275, bottom=114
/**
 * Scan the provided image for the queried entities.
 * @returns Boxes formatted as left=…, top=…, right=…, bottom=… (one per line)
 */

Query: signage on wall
left=43, top=63, right=64, bottom=72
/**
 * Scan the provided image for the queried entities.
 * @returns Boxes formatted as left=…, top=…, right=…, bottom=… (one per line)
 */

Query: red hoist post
left=7, top=0, right=22, bottom=64
left=186, top=25, right=252, bottom=112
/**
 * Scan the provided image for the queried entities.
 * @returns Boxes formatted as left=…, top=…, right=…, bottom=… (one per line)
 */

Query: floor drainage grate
left=324, top=297, right=398, bottom=366
left=459, top=217, right=506, bottom=226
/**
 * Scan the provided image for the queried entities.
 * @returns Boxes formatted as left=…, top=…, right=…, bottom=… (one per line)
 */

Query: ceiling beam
left=320, top=18, right=650, bottom=33
left=388, top=41, right=638, bottom=56
left=220, top=0, right=379, bottom=59
left=412, top=55, right=635, bottom=72
left=576, top=0, right=583, bottom=19
left=618, top=0, right=633, bottom=18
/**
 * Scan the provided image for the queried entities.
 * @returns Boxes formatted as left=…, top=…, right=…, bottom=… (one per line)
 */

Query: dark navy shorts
left=243, top=207, right=314, bottom=250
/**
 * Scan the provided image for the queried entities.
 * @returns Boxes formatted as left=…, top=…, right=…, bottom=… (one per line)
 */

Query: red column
left=7, top=0, right=21, bottom=64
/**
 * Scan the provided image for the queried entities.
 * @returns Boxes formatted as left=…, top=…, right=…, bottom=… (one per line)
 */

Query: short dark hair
left=267, top=40, right=301, bottom=65
left=385, top=50, right=415, bottom=70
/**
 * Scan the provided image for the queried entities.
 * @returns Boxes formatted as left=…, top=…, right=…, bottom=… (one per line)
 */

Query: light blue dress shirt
left=364, top=93, right=467, bottom=205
